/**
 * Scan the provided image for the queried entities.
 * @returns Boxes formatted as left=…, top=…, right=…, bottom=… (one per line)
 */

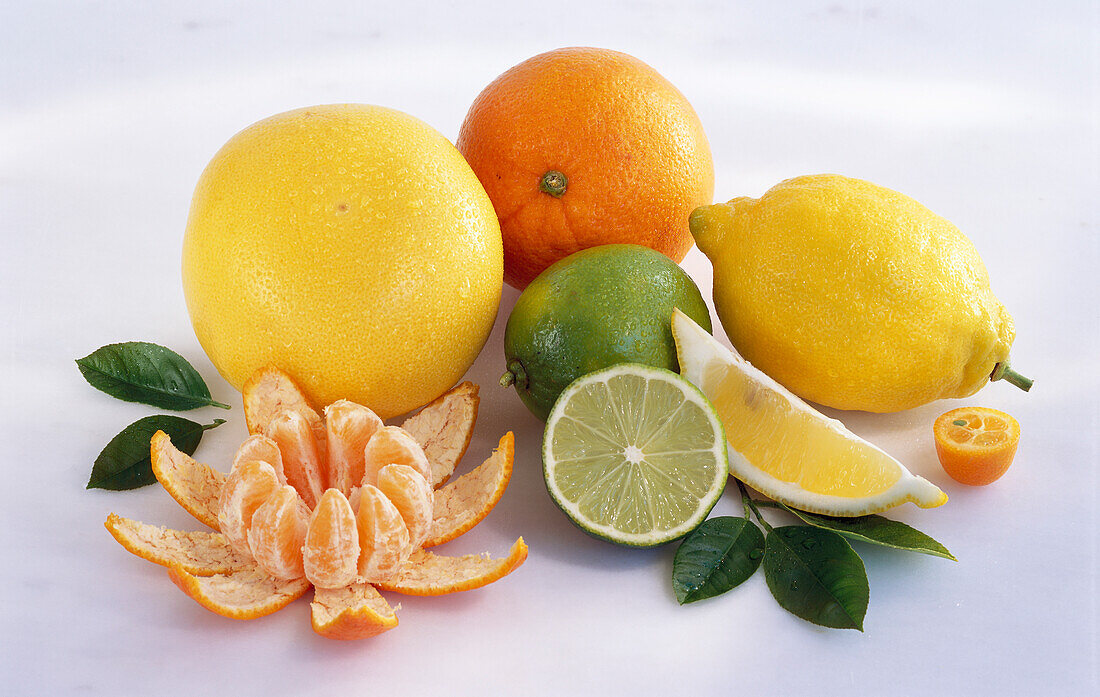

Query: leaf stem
left=737, top=480, right=772, bottom=532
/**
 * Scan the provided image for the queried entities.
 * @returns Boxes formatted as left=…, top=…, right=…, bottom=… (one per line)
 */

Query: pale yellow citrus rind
left=424, top=432, right=514, bottom=547
left=105, top=513, right=255, bottom=576
left=400, top=381, right=480, bottom=487
left=377, top=537, right=528, bottom=596
left=150, top=431, right=225, bottom=530
left=310, top=582, right=399, bottom=640
left=167, top=564, right=311, bottom=620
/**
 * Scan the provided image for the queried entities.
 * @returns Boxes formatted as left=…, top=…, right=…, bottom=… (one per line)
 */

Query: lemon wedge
left=672, top=310, right=946, bottom=516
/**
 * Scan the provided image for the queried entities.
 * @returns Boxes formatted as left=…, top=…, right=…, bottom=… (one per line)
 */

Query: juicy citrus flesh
left=303, top=489, right=361, bottom=589
left=934, top=406, right=1020, bottom=485
left=673, top=309, right=947, bottom=516
left=543, top=364, right=728, bottom=546
left=228, top=403, right=435, bottom=588
left=183, top=104, right=503, bottom=418
left=690, top=174, right=1015, bottom=412
left=702, top=362, right=901, bottom=497
left=457, top=47, right=713, bottom=289
left=111, top=368, right=525, bottom=638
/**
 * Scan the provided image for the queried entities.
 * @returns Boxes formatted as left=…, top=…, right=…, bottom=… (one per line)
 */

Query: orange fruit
left=457, top=47, right=714, bottom=289
left=934, top=407, right=1021, bottom=486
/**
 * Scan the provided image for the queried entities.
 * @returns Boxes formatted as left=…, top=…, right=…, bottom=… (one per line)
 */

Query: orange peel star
left=106, top=367, right=525, bottom=639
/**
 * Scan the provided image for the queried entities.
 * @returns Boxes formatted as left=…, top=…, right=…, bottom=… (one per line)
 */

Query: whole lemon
left=501, top=244, right=712, bottom=421
left=182, top=105, right=503, bottom=419
left=690, top=174, right=1030, bottom=413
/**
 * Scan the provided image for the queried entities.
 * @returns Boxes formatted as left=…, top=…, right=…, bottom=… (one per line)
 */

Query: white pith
left=671, top=309, right=946, bottom=516
left=542, top=363, right=729, bottom=546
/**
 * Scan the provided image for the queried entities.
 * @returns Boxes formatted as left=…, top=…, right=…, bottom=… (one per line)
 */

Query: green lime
left=543, top=363, right=728, bottom=547
left=501, top=244, right=712, bottom=421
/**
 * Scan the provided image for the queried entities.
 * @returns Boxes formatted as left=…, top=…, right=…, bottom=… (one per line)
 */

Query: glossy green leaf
left=87, top=416, right=225, bottom=490
left=76, top=342, right=230, bottom=410
left=763, top=526, right=869, bottom=631
left=672, top=517, right=765, bottom=604
left=780, top=504, right=956, bottom=561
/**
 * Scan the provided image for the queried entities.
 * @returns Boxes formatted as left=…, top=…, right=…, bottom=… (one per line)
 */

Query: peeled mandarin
left=356, top=484, right=413, bottom=582
left=303, top=489, right=360, bottom=588
left=218, top=460, right=281, bottom=553
left=248, top=485, right=310, bottom=580
left=233, top=434, right=287, bottom=485
left=266, top=410, right=326, bottom=508
left=363, top=426, right=431, bottom=487
left=325, top=400, right=383, bottom=496
left=377, top=464, right=434, bottom=547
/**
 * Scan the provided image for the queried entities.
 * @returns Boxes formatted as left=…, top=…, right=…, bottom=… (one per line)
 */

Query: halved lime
left=542, top=363, right=728, bottom=547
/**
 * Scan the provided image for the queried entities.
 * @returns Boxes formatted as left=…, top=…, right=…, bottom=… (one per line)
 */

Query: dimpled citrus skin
left=691, top=174, right=1015, bottom=413
left=457, top=47, right=714, bottom=289
left=182, top=104, right=503, bottom=419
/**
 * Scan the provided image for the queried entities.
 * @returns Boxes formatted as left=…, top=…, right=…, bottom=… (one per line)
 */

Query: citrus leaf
left=763, top=526, right=868, bottom=631
left=672, top=516, right=764, bottom=604
left=76, top=342, right=230, bottom=410
left=88, top=416, right=225, bottom=490
left=780, top=504, right=956, bottom=561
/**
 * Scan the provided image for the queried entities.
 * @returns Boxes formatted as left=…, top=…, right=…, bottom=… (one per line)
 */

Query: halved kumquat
left=934, top=406, right=1020, bottom=486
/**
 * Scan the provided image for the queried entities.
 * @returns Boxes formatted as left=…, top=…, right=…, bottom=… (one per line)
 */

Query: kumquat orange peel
left=105, top=366, right=526, bottom=640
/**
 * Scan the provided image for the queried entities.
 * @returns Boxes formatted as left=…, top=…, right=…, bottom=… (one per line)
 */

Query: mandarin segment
left=400, top=381, right=479, bottom=487
left=377, top=464, right=435, bottom=548
left=325, top=399, right=384, bottom=495
left=233, top=434, right=287, bottom=485
left=356, top=484, right=413, bottom=583
left=150, top=430, right=226, bottom=530
left=311, top=582, right=399, bottom=640
left=303, top=489, right=361, bottom=589
left=218, top=460, right=282, bottom=553
left=105, top=514, right=255, bottom=576
left=425, top=432, right=514, bottom=547
left=363, top=426, right=432, bottom=487
left=377, top=537, right=528, bottom=596
left=168, top=564, right=311, bottom=620
left=247, top=485, right=310, bottom=580
left=266, top=410, right=327, bottom=509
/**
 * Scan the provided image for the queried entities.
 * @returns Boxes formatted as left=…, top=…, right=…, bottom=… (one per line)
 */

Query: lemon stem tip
left=499, top=372, right=515, bottom=388
left=991, top=362, right=1033, bottom=392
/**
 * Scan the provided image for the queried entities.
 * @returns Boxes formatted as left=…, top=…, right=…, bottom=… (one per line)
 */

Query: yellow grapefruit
left=182, top=104, right=503, bottom=418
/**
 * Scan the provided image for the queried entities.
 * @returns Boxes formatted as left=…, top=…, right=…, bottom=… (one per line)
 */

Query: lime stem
left=539, top=170, right=568, bottom=198
left=501, top=360, right=528, bottom=390
left=991, top=361, right=1034, bottom=392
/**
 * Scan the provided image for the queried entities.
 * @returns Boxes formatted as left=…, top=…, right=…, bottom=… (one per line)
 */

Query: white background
left=2, top=1, right=1097, bottom=695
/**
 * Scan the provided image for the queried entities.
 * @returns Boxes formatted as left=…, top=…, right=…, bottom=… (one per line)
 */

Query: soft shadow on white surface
left=1, top=2, right=1097, bottom=696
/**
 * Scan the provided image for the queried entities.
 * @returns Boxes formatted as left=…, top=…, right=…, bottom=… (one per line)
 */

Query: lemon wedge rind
left=673, top=309, right=947, bottom=517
